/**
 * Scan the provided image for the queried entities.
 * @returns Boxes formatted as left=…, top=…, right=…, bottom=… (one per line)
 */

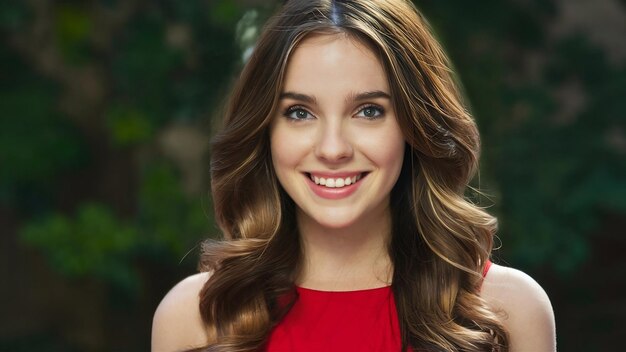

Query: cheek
left=270, top=126, right=307, bottom=177
left=381, top=140, right=405, bottom=180
left=374, top=132, right=406, bottom=194
left=359, top=127, right=405, bottom=173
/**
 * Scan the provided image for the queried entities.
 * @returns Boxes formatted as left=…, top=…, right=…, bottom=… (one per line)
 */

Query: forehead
left=282, top=33, right=389, bottom=93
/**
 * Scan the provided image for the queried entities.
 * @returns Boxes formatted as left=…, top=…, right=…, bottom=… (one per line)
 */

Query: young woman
left=152, top=1, right=556, bottom=351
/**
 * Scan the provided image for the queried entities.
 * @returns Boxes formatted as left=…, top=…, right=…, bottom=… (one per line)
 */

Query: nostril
left=314, top=143, right=354, bottom=161
left=314, top=129, right=353, bottom=160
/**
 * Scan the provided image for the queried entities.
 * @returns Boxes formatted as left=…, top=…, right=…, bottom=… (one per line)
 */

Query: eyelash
left=355, top=104, right=385, bottom=120
left=283, top=105, right=313, bottom=120
left=282, top=104, right=385, bottom=121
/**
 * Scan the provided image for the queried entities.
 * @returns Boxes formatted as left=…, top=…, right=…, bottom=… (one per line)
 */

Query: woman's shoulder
left=152, top=272, right=211, bottom=352
left=481, top=263, right=556, bottom=351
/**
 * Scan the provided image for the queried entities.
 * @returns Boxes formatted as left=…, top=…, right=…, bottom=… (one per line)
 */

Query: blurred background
left=1, top=0, right=625, bottom=351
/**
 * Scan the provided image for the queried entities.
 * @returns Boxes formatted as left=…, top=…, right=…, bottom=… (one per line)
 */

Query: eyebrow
left=279, top=92, right=317, bottom=104
left=346, top=90, right=391, bottom=103
left=279, top=90, right=391, bottom=104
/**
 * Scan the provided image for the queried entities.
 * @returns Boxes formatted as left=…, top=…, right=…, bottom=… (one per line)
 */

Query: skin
left=151, top=34, right=556, bottom=352
left=270, top=33, right=404, bottom=291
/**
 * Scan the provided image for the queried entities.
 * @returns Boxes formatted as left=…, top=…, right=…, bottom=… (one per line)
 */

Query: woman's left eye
left=356, top=105, right=384, bottom=119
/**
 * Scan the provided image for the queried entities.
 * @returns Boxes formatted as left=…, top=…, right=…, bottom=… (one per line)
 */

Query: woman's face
left=270, top=33, right=405, bottom=229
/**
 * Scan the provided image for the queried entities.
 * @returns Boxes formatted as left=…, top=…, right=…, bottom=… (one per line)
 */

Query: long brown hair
left=198, top=0, right=508, bottom=351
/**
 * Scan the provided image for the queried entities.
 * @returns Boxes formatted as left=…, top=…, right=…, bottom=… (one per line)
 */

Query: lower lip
left=305, top=174, right=364, bottom=200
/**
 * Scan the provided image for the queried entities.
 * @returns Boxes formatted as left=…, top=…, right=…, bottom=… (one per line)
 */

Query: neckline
left=295, top=285, right=392, bottom=293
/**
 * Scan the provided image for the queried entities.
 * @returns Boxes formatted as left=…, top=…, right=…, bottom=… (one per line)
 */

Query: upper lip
left=305, top=171, right=367, bottom=178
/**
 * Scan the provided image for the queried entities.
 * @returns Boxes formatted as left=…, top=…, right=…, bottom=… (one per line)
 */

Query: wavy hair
left=197, top=0, right=508, bottom=351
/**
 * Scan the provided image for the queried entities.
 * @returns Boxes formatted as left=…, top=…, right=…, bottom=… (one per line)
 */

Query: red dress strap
left=482, top=260, right=492, bottom=278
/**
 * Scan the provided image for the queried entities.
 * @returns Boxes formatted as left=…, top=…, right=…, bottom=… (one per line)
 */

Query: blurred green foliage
left=417, top=0, right=626, bottom=273
left=0, top=0, right=29, bottom=31
left=105, top=104, right=154, bottom=147
left=19, top=160, right=210, bottom=294
left=1, top=0, right=623, bottom=296
left=1, top=0, right=242, bottom=304
left=136, top=160, right=211, bottom=257
left=55, top=4, right=92, bottom=65
left=0, top=46, right=87, bottom=207
left=21, top=203, right=139, bottom=291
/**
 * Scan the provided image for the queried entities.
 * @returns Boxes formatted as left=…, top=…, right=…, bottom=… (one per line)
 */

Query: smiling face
left=270, top=33, right=405, bottom=230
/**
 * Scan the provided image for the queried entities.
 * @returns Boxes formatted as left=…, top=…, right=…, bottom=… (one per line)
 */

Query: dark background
left=1, top=0, right=625, bottom=351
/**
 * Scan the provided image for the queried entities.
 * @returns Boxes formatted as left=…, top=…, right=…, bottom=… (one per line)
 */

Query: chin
left=307, top=209, right=362, bottom=230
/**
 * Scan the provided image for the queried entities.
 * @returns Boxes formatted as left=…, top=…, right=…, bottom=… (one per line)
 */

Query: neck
left=296, top=207, right=393, bottom=291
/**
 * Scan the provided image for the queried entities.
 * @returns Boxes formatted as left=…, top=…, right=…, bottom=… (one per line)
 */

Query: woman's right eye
left=283, top=106, right=313, bottom=120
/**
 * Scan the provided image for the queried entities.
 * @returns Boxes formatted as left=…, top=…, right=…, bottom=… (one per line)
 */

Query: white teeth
left=309, top=174, right=363, bottom=188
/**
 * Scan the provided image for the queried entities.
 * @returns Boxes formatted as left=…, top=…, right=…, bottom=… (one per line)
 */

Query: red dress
left=267, top=285, right=401, bottom=351
left=266, top=261, right=492, bottom=351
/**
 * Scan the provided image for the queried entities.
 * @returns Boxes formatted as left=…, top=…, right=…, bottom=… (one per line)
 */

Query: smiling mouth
left=306, top=173, right=367, bottom=188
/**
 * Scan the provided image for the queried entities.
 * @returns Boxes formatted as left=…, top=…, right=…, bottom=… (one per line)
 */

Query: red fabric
left=483, top=260, right=492, bottom=278
left=266, top=262, right=493, bottom=351
left=266, top=285, right=401, bottom=351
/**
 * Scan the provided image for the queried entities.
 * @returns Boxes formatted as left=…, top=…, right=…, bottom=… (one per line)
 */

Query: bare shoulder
left=481, top=263, right=556, bottom=352
left=152, top=272, right=211, bottom=352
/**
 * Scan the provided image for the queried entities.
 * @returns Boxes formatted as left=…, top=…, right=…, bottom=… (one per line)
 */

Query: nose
left=314, top=120, right=353, bottom=163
